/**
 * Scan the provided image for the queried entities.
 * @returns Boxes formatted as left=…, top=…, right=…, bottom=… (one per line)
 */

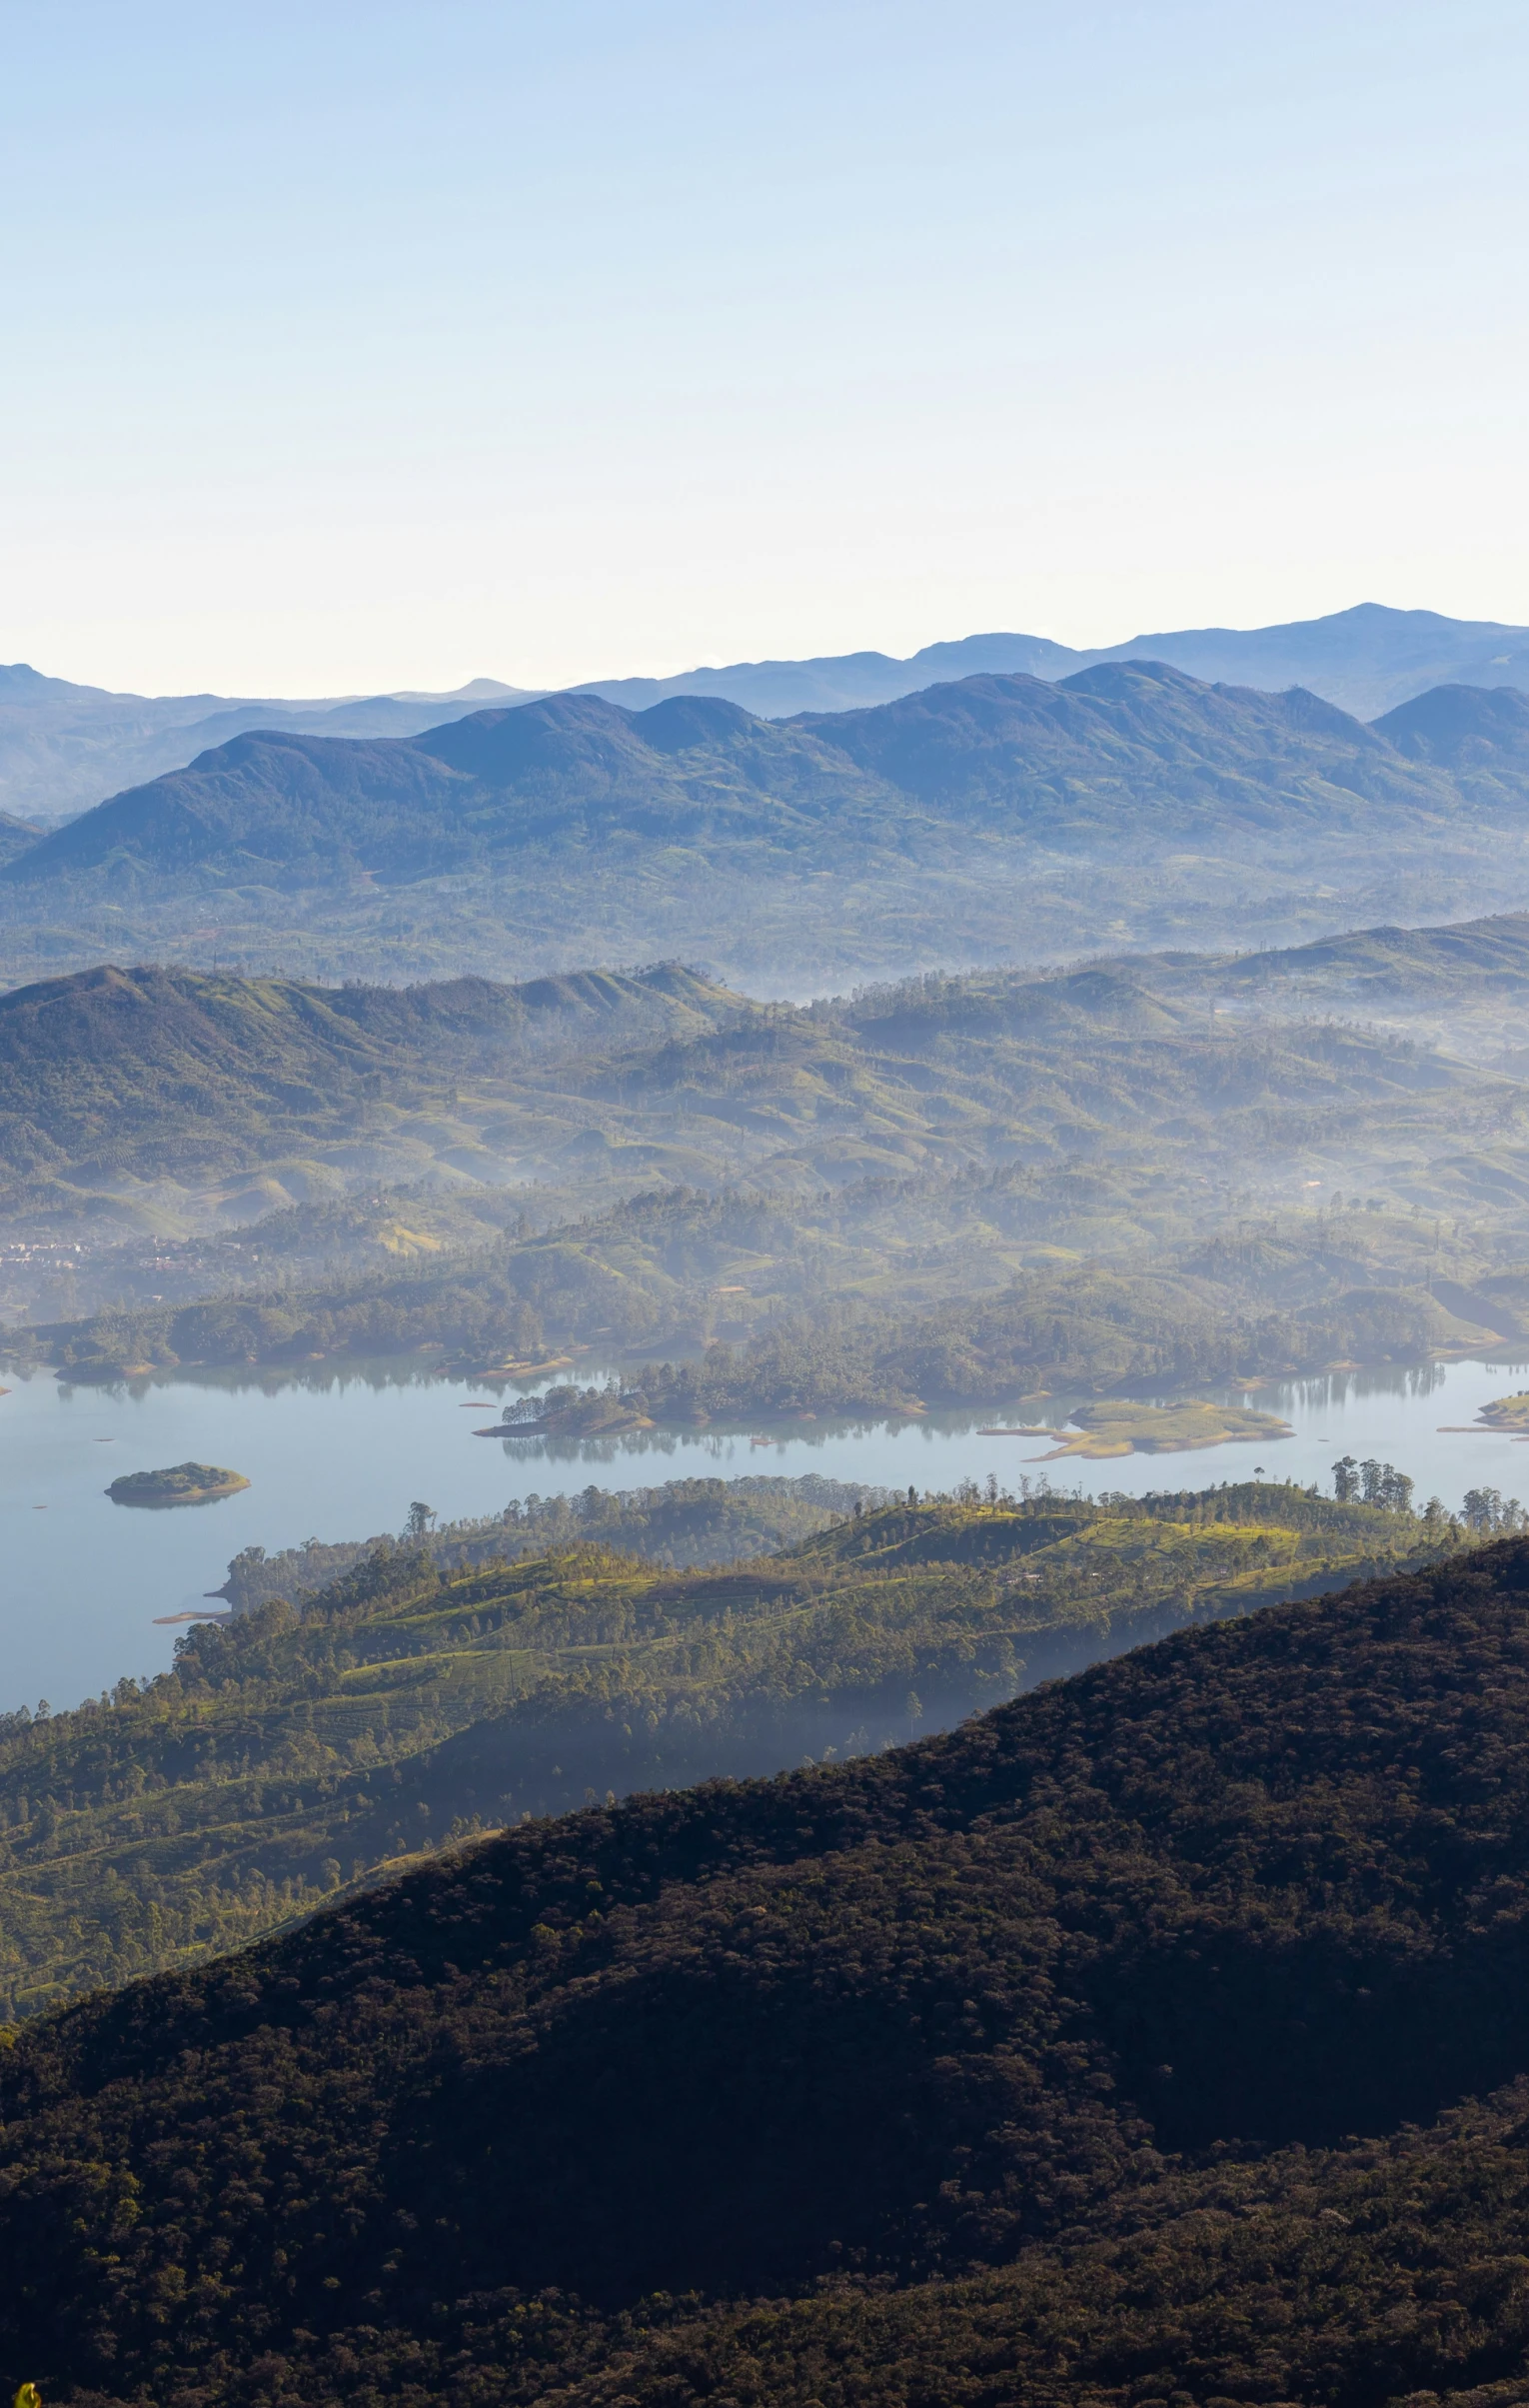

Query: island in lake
left=107, top=1461, right=251, bottom=1507
left=983, top=1399, right=1294, bottom=1460
left=477, top=1385, right=655, bottom=1439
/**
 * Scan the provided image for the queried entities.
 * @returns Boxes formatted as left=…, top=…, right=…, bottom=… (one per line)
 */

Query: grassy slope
left=6, top=1530, right=1529, bottom=2404
left=0, top=1480, right=1431, bottom=2020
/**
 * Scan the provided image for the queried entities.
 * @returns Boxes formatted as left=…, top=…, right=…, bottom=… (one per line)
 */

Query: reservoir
left=4, top=1350, right=1529, bottom=1712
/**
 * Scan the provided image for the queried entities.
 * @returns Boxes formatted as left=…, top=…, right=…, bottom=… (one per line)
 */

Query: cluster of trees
left=1331, top=1452, right=1416, bottom=1509
left=1461, top=1482, right=1529, bottom=1532
left=5, top=1532, right=1529, bottom=2404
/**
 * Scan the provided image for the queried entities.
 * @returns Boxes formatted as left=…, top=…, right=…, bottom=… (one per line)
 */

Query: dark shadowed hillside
left=9, top=1535, right=1529, bottom=2404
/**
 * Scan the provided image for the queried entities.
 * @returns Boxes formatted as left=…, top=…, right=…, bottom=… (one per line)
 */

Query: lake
left=5, top=1349, right=1529, bottom=1713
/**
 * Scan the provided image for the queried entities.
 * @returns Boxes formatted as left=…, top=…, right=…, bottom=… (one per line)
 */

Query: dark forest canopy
left=10, top=1534, right=1529, bottom=2405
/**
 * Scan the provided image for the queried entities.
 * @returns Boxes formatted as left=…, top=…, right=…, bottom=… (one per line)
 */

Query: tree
left=406, top=1500, right=436, bottom=1541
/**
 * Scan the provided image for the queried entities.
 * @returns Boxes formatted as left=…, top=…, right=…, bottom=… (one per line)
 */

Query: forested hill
left=0, top=661, right=1489, bottom=893
left=11, top=1537, right=1529, bottom=2404
left=0, top=956, right=742, bottom=1211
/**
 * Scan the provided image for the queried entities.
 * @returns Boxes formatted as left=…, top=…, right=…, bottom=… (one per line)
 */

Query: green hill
left=0, top=1476, right=1432, bottom=2022
left=3, top=938, right=1518, bottom=1294
left=6, top=1527, right=1529, bottom=2405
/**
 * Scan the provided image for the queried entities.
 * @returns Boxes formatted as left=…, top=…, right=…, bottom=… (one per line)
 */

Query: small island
left=983, top=1399, right=1294, bottom=1460
left=107, top=1461, right=251, bottom=1508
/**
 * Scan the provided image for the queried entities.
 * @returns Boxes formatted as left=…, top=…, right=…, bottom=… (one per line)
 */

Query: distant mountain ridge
left=0, top=661, right=1483, bottom=896
left=0, top=666, right=545, bottom=826
left=572, top=601, right=1529, bottom=724
left=8, top=602, right=1529, bottom=826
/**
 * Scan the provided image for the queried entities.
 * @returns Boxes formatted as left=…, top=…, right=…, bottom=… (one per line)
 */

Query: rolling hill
left=0, top=1478, right=1422, bottom=2021
left=0, top=931, right=1517, bottom=1266
left=5, top=1532, right=1529, bottom=2404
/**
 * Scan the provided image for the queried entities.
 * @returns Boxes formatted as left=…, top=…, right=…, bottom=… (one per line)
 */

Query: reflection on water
left=6, top=1348, right=1529, bottom=1714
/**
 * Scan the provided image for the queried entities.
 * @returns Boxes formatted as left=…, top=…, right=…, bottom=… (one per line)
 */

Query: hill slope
left=0, top=956, right=742, bottom=1221
left=0, top=1478, right=1420, bottom=2020
left=6, top=1535, right=1529, bottom=2402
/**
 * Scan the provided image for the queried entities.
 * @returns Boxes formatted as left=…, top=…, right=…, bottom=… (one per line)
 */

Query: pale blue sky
left=1, top=0, right=1526, bottom=694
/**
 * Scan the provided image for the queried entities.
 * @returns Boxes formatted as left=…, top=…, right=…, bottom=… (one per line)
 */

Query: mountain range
left=8, top=660, right=1524, bottom=897
left=576, top=598, right=1529, bottom=724
left=9, top=601, right=1529, bottom=830
left=1, top=659, right=1527, bottom=1001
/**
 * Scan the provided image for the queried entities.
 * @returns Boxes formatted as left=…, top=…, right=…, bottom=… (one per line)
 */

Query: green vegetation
left=105, top=1460, right=249, bottom=1506
left=213, top=1474, right=887, bottom=1608
left=0, top=1473, right=1443, bottom=2022
left=1473, top=1388, right=1529, bottom=1427
left=6, top=1529, right=1529, bottom=2405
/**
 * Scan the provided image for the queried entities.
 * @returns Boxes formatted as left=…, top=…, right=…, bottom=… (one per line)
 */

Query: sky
left=0, top=0, right=1527, bottom=698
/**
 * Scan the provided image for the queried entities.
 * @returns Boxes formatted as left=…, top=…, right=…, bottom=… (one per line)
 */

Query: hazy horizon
left=10, top=595, right=1529, bottom=709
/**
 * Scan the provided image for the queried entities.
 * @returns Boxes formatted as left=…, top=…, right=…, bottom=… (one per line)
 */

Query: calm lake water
left=5, top=1350, right=1529, bottom=1713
